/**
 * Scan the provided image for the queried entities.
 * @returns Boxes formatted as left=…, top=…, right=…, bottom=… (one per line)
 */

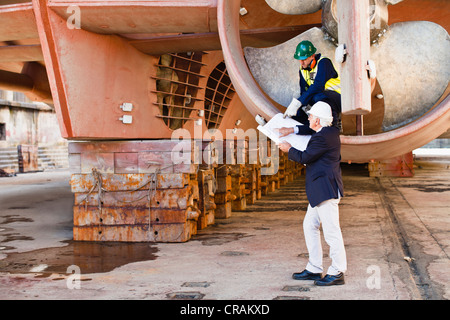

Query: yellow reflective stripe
left=325, top=78, right=341, bottom=94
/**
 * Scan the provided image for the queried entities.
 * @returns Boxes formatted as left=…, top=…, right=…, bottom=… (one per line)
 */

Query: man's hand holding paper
left=278, top=141, right=292, bottom=153
left=256, top=113, right=311, bottom=152
left=277, top=127, right=295, bottom=138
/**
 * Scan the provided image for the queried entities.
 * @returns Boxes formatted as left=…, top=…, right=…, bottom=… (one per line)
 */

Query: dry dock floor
left=0, top=160, right=449, bottom=301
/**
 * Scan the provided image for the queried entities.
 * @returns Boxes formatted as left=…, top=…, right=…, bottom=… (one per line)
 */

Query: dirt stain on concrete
left=401, top=183, right=450, bottom=193
left=192, top=232, right=253, bottom=246
left=1, top=215, right=34, bottom=224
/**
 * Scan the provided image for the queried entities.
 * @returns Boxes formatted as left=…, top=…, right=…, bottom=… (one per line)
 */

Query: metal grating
left=152, top=52, right=205, bottom=130
left=204, top=62, right=235, bottom=129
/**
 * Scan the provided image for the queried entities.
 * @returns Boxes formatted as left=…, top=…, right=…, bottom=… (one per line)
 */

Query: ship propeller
left=245, top=0, right=449, bottom=132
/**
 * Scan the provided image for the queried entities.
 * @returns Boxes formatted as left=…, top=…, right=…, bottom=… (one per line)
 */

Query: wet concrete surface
left=0, top=161, right=449, bottom=300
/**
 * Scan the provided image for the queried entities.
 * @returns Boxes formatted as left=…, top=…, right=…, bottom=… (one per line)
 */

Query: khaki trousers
left=303, top=197, right=347, bottom=275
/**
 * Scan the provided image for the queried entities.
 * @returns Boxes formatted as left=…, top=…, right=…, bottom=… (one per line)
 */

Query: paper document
left=257, top=113, right=311, bottom=151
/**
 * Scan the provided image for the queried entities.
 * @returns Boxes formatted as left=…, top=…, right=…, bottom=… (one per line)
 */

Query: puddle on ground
left=0, top=240, right=158, bottom=276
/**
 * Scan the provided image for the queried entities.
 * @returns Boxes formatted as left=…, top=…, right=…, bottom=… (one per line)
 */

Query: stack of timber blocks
left=197, top=140, right=217, bottom=230
left=260, top=139, right=275, bottom=195
left=230, top=164, right=247, bottom=211
left=68, top=140, right=204, bottom=243
left=230, top=139, right=248, bottom=211
left=214, top=165, right=233, bottom=219
left=243, top=164, right=258, bottom=205
left=68, top=138, right=306, bottom=243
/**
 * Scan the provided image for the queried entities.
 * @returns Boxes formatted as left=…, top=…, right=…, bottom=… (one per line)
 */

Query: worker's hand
left=283, top=98, right=302, bottom=118
left=278, top=142, right=292, bottom=153
left=277, top=127, right=295, bottom=138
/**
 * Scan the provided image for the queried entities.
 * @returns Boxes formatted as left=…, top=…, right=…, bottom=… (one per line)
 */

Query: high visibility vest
left=301, top=56, right=341, bottom=94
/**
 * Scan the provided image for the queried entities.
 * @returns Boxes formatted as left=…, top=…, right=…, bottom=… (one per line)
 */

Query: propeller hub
left=322, top=0, right=389, bottom=45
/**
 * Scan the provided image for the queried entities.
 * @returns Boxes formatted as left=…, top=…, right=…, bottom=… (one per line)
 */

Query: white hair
left=310, top=115, right=332, bottom=127
left=319, top=117, right=333, bottom=127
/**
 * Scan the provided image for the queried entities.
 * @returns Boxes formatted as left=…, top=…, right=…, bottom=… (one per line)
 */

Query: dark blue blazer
left=288, top=126, right=344, bottom=207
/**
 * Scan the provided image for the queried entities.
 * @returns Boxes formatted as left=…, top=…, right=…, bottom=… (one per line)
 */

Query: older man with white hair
left=278, top=101, right=347, bottom=286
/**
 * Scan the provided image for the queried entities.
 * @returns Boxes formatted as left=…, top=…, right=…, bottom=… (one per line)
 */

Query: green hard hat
left=294, top=40, right=317, bottom=60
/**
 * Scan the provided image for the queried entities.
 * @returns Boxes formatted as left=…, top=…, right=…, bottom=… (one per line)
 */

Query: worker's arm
left=287, top=134, right=327, bottom=165
left=278, top=125, right=314, bottom=137
left=295, top=124, right=315, bottom=136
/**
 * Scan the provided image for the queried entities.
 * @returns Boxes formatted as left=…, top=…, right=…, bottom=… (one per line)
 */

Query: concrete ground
left=0, top=156, right=448, bottom=302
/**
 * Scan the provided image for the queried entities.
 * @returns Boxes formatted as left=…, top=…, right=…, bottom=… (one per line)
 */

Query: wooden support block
left=197, top=169, right=216, bottom=229
left=368, top=152, right=414, bottom=177
left=73, top=221, right=197, bottom=243
left=231, top=196, right=246, bottom=211
left=216, top=175, right=231, bottom=193
left=255, top=165, right=262, bottom=200
left=269, top=179, right=277, bottom=193
left=214, top=165, right=233, bottom=219
left=69, top=140, right=197, bottom=174
left=260, top=177, right=269, bottom=196
left=74, top=187, right=194, bottom=209
left=229, top=164, right=244, bottom=176
left=229, top=164, right=246, bottom=211
left=70, top=173, right=190, bottom=193
left=214, top=191, right=235, bottom=203
left=73, top=206, right=196, bottom=226
left=215, top=202, right=231, bottom=219
left=243, top=165, right=257, bottom=205
left=68, top=140, right=194, bottom=154
left=68, top=139, right=205, bottom=242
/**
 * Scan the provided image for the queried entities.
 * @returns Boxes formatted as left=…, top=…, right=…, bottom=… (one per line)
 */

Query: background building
left=0, top=89, right=68, bottom=173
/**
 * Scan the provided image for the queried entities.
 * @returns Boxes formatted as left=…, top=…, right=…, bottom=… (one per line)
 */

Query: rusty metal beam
left=0, top=44, right=43, bottom=62
left=49, top=0, right=219, bottom=34
left=128, top=24, right=321, bottom=55
left=0, top=1, right=31, bottom=5
left=0, top=2, right=38, bottom=42
left=32, top=0, right=73, bottom=137
left=0, top=69, right=34, bottom=92
left=217, top=0, right=280, bottom=121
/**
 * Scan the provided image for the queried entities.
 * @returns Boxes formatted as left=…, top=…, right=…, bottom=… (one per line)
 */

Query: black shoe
left=314, top=273, right=345, bottom=286
left=292, top=269, right=322, bottom=281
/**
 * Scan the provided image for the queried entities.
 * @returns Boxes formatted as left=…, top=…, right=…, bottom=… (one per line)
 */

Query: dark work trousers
left=292, top=91, right=342, bottom=134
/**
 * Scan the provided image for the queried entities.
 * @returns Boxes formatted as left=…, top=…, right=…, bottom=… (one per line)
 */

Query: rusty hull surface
left=0, top=156, right=449, bottom=300
left=0, top=0, right=449, bottom=163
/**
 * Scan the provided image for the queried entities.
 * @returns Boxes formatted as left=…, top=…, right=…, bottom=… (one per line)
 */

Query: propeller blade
left=244, top=27, right=336, bottom=108
left=371, top=21, right=450, bottom=131
left=385, top=0, right=404, bottom=4
left=264, top=0, right=322, bottom=15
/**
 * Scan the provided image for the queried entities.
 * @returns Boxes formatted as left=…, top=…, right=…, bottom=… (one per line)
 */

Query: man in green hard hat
left=282, top=40, right=342, bottom=135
